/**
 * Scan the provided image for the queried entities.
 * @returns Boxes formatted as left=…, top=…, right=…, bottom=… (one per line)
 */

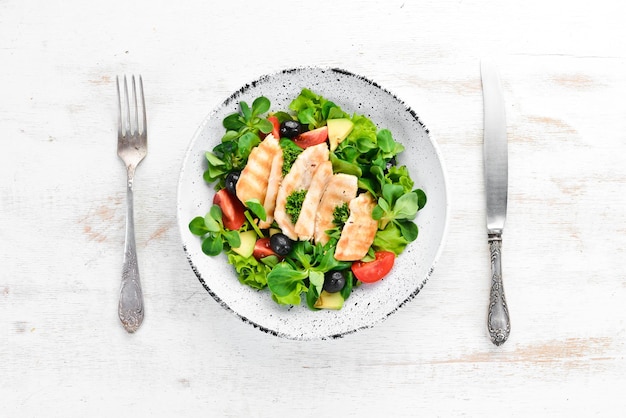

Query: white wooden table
left=2, top=0, right=625, bottom=416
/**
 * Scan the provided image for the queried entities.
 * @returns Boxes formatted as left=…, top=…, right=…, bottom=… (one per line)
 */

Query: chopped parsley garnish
left=280, top=139, right=302, bottom=176
left=285, top=189, right=307, bottom=223
left=332, top=203, right=349, bottom=229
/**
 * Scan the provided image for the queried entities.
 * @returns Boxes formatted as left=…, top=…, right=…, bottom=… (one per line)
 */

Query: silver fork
left=116, top=75, right=147, bottom=333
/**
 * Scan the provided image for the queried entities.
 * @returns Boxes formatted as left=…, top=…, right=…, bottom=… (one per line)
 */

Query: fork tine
left=131, top=75, right=138, bottom=136
left=123, top=75, right=131, bottom=138
left=116, top=76, right=122, bottom=138
left=139, top=75, right=146, bottom=137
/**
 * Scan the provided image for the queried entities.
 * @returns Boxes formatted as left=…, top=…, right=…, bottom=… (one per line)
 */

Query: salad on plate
left=189, top=88, right=427, bottom=310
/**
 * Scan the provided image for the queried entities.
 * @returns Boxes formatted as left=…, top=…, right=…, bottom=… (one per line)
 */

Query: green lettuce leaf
left=289, top=88, right=349, bottom=129
left=346, top=114, right=377, bottom=144
left=227, top=253, right=271, bottom=290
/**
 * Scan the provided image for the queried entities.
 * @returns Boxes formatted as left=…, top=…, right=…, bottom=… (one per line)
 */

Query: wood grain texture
left=2, top=0, right=626, bottom=416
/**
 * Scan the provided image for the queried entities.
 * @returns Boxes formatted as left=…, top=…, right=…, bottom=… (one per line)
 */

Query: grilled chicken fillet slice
left=314, top=173, right=358, bottom=245
left=294, top=161, right=333, bottom=240
left=235, top=134, right=281, bottom=208
left=258, top=146, right=284, bottom=229
left=334, top=192, right=378, bottom=261
left=274, top=142, right=329, bottom=240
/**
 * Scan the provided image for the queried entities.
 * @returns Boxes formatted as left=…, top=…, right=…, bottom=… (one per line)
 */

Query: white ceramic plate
left=177, top=67, right=449, bottom=340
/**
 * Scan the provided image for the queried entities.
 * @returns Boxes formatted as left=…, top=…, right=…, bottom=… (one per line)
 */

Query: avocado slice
left=314, top=290, right=345, bottom=310
left=327, top=118, right=354, bottom=151
left=231, top=230, right=257, bottom=258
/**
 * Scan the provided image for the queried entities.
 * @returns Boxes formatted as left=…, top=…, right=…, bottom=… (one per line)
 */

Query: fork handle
left=487, top=233, right=510, bottom=345
left=119, top=174, right=144, bottom=332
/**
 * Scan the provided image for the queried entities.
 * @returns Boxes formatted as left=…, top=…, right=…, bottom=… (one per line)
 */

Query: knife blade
left=480, top=60, right=510, bottom=346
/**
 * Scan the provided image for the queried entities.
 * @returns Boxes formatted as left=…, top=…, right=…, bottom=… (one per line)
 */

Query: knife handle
left=487, top=233, right=510, bottom=345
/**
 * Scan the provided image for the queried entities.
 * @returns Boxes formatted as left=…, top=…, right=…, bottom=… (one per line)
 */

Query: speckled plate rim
left=177, top=66, right=450, bottom=340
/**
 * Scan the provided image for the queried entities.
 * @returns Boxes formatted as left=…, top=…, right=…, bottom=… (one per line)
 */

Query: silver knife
left=480, top=60, right=510, bottom=346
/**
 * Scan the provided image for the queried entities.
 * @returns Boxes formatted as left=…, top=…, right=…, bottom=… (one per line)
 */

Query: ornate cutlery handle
left=488, top=233, right=510, bottom=345
left=119, top=176, right=144, bottom=332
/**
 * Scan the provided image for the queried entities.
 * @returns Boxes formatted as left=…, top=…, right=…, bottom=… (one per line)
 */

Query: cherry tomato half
left=213, top=188, right=246, bottom=230
left=253, top=237, right=276, bottom=260
left=351, top=251, right=396, bottom=283
left=293, top=126, right=328, bottom=149
left=267, top=115, right=280, bottom=140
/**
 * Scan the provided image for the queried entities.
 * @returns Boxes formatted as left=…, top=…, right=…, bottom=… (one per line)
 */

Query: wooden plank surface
left=2, top=0, right=625, bottom=416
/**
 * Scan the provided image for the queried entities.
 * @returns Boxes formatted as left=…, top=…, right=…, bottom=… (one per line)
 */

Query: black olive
left=279, top=120, right=304, bottom=139
left=270, top=233, right=293, bottom=256
left=323, top=270, right=346, bottom=293
left=225, top=171, right=240, bottom=195
left=384, top=156, right=397, bottom=174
